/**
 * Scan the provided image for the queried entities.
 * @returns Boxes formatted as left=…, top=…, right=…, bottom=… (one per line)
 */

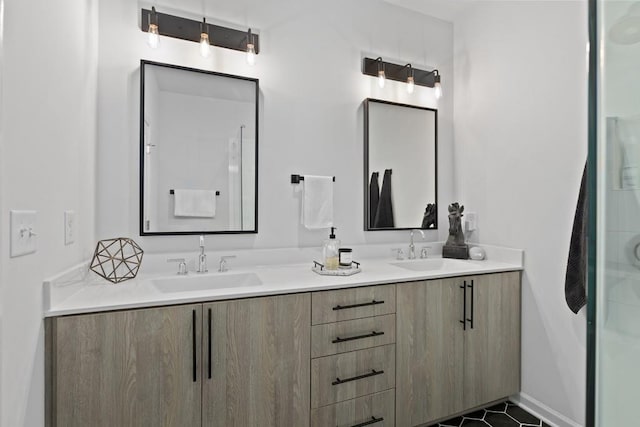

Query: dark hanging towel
left=565, top=162, right=587, bottom=314
left=374, top=169, right=394, bottom=228
left=421, top=203, right=437, bottom=229
left=369, top=172, right=380, bottom=227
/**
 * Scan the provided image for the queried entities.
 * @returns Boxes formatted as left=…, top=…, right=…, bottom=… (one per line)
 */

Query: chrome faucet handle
left=218, top=255, right=237, bottom=272
left=391, top=248, right=405, bottom=260
left=420, top=246, right=432, bottom=259
left=167, top=258, right=188, bottom=275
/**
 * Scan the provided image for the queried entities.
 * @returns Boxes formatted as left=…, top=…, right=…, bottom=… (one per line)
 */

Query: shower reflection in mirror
left=140, top=61, right=259, bottom=235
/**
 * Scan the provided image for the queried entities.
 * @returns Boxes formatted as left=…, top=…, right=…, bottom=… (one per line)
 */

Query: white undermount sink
left=390, top=258, right=476, bottom=272
left=151, top=272, right=263, bottom=293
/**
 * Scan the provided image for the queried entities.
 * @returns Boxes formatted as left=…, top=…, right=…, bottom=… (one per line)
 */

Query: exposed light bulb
left=378, top=70, right=386, bottom=88
left=148, top=23, right=159, bottom=49
left=200, top=32, right=210, bottom=58
left=246, top=43, right=256, bottom=65
left=434, top=81, right=442, bottom=99
left=407, top=76, right=415, bottom=94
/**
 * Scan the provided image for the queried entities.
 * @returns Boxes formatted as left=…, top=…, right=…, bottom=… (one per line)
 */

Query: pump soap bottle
left=323, top=227, right=340, bottom=270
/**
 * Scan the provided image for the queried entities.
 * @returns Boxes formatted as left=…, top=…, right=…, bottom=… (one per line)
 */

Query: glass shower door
left=593, top=1, right=640, bottom=425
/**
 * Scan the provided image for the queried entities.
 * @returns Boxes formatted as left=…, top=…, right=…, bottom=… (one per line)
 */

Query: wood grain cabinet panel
left=463, top=272, right=521, bottom=409
left=396, top=278, right=466, bottom=427
left=203, top=293, right=311, bottom=427
left=311, top=344, right=395, bottom=409
left=396, top=272, right=521, bottom=427
left=47, top=304, right=202, bottom=427
left=311, top=389, right=395, bottom=427
left=311, top=314, right=396, bottom=358
left=312, top=284, right=396, bottom=325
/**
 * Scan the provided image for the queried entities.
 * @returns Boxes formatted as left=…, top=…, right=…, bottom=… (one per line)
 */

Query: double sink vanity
left=44, top=248, right=522, bottom=427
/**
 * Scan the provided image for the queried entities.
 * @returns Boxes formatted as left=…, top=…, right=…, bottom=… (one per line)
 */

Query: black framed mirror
left=140, top=60, right=259, bottom=235
left=364, top=98, right=438, bottom=231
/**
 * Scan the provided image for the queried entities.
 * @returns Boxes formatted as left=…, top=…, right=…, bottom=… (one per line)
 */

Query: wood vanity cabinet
left=396, top=271, right=521, bottom=427
left=46, top=304, right=203, bottom=427
left=46, top=294, right=311, bottom=427
left=202, top=294, right=311, bottom=427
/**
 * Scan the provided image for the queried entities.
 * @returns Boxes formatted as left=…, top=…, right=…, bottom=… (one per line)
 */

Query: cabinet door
left=396, top=279, right=466, bottom=427
left=203, top=294, right=311, bottom=427
left=463, top=272, right=521, bottom=409
left=49, top=304, right=202, bottom=427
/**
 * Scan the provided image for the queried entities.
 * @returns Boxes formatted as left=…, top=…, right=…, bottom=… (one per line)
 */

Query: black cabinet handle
left=207, top=308, right=212, bottom=379
left=466, top=280, right=475, bottom=329
left=332, top=369, right=384, bottom=385
left=349, top=416, right=385, bottom=427
left=333, top=300, right=384, bottom=311
left=460, top=282, right=467, bottom=331
left=332, top=331, right=384, bottom=343
left=192, top=309, right=197, bottom=382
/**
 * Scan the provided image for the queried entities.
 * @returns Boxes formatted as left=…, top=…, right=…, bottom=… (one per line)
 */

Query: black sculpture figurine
left=443, top=202, right=470, bottom=259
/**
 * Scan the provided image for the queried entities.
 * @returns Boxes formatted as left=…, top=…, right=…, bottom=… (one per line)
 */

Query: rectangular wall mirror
left=140, top=61, right=258, bottom=235
left=364, top=99, right=438, bottom=231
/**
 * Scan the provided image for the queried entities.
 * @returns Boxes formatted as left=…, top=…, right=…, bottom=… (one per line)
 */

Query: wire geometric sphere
left=89, top=237, right=144, bottom=284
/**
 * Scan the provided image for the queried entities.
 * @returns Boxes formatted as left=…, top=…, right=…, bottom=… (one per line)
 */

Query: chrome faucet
left=409, top=229, right=426, bottom=259
left=167, top=258, right=188, bottom=275
left=197, top=235, right=208, bottom=273
left=218, top=255, right=237, bottom=272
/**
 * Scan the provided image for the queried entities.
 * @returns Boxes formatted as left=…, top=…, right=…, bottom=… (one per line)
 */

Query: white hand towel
left=302, top=176, right=334, bottom=229
left=173, top=189, right=216, bottom=218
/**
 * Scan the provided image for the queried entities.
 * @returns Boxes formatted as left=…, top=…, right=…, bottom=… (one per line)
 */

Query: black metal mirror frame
left=363, top=98, right=438, bottom=231
left=139, top=60, right=259, bottom=236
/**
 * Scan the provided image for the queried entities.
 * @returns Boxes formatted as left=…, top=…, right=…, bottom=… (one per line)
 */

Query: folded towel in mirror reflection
left=301, top=175, right=334, bottom=229
left=173, top=189, right=216, bottom=218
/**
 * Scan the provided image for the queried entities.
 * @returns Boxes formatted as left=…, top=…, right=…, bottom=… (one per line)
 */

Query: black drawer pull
left=332, top=369, right=384, bottom=385
left=332, top=331, right=384, bottom=343
left=192, top=309, right=197, bottom=382
left=333, top=300, right=384, bottom=311
left=349, top=416, right=384, bottom=427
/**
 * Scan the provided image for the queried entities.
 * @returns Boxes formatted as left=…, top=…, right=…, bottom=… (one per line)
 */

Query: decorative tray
left=312, top=261, right=361, bottom=276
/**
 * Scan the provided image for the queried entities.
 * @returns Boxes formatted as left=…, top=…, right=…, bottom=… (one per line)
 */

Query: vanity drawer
left=312, top=284, right=396, bottom=325
left=311, top=389, right=395, bottom=427
left=311, top=345, right=395, bottom=408
left=311, top=314, right=396, bottom=358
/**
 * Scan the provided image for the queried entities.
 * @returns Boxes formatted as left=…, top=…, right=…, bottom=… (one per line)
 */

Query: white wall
left=0, top=1, right=98, bottom=425
left=97, top=0, right=454, bottom=253
left=453, top=2, right=587, bottom=426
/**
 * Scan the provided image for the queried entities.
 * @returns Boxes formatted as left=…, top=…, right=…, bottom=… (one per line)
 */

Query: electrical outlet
left=10, top=210, right=37, bottom=257
left=465, top=212, right=477, bottom=232
left=64, top=211, right=76, bottom=245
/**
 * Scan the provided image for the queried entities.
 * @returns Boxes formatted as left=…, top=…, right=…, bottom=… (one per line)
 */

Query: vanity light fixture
left=246, top=28, right=256, bottom=65
left=199, top=18, right=211, bottom=58
left=405, top=63, right=415, bottom=94
left=147, top=6, right=160, bottom=49
left=140, top=9, right=260, bottom=58
left=362, top=57, right=442, bottom=96
left=376, top=57, right=386, bottom=88
left=433, top=70, right=442, bottom=99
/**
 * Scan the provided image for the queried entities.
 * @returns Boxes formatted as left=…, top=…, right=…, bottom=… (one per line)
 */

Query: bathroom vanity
left=44, top=257, right=521, bottom=427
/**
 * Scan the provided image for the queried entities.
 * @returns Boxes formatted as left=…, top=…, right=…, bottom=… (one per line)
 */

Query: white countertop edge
left=44, top=261, right=523, bottom=318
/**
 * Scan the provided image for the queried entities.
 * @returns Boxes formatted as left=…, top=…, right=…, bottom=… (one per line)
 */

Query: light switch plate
left=10, top=210, right=37, bottom=257
left=64, top=211, right=76, bottom=245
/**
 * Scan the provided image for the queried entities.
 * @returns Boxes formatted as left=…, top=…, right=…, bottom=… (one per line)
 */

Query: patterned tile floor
left=429, top=401, right=551, bottom=427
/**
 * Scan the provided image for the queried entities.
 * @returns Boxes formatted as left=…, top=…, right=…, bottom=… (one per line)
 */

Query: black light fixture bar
left=141, top=8, right=260, bottom=54
left=362, top=57, right=438, bottom=87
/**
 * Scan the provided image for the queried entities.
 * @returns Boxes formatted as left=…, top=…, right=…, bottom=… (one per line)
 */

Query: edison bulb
left=378, top=70, right=386, bottom=88
left=148, top=23, right=159, bottom=49
left=200, top=33, right=210, bottom=58
left=407, top=76, right=415, bottom=94
left=246, top=43, right=256, bottom=66
left=434, top=81, right=442, bottom=99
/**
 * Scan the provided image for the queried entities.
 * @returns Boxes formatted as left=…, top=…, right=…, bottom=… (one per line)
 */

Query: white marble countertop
left=44, top=243, right=523, bottom=317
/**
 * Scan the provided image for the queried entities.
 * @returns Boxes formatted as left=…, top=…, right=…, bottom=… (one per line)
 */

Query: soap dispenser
left=323, top=227, right=340, bottom=270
